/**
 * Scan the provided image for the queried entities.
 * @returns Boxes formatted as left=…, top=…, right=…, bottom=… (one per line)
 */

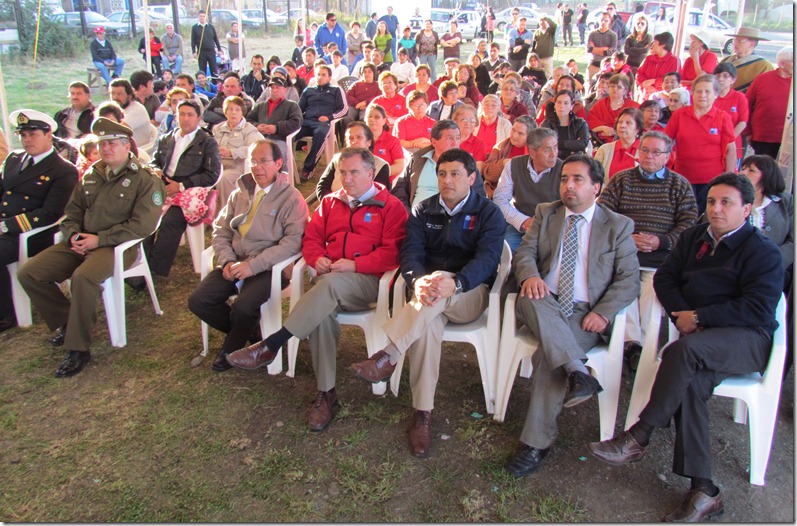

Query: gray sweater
left=245, top=98, right=303, bottom=141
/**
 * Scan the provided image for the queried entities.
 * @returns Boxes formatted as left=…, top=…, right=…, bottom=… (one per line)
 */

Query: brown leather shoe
left=350, top=350, right=396, bottom=383
left=225, top=341, right=278, bottom=370
left=308, top=389, right=339, bottom=432
left=409, top=410, right=432, bottom=458
left=664, top=489, right=724, bottom=522
left=587, top=430, right=646, bottom=465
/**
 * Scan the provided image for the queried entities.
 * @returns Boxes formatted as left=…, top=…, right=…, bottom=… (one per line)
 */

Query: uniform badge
left=364, top=212, right=372, bottom=223
left=152, top=191, right=164, bottom=206
left=130, top=162, right=139, bottom=171
left=17, top=113, right=29, bottom=126
left=122, top=178, right=131, bottom=187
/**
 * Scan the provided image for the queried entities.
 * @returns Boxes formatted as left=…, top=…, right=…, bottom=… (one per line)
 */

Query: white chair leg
left=519, top=357, right=533, bottom=378
left=747, top=395, right=775, bottom=486
left=185, top=224, right=205, bottom=273
left=9, top=262, right=34, bottom=327
left=733, top=399, right=749, bottom=425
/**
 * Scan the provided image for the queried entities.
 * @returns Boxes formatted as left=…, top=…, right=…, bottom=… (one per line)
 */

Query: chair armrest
left=375, top=267, right=398, bottom=320
left=200, top=246, right=216, bottom=279
left=392, top=274, right=408, bottom=315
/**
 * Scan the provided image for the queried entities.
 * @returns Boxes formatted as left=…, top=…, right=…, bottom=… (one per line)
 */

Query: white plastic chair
left=185, top=222, right=205, bottom=273
left=197, top=246, right=301, bottom=375
left=493, top=293, right=627, bottom=442
left=285, top=257, right=397, bottom=396
left=388, top=242, right=513, bottom=414
left=288, top=117, right=343, bottom=183
left=624, top=294, right=787, bottom=486
left=286, top=129, right=300, bottom=185
left=7, top=216, right=65, bottom=327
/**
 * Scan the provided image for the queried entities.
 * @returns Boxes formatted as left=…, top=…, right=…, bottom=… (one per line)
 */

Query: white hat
left=9, top=109, right=57, bottom=132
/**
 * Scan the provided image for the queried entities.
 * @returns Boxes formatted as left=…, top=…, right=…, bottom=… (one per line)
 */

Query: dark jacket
left=426, top=100, right=464, bottom=121
left=298, top=82, right=347, bottom=121
left=0, top=149, right=78, bottom=236
left=191, top=23, right=221, bottom=53
left=541, top=112, right=590, bottom=159
left=401, top=190, right=505, bottom=293
left=150, top=127, right=222, bottom=188
left=653, top=221, right=783, bottom=336
left=90, top=38, right=117, bottom=62
left=241, top=70, right=268, bottom=101
left=391, top=145, right=487, bottom=211
left=245, top=98, right=303, bottom=141
left=54, top=104, right=95, bottom=139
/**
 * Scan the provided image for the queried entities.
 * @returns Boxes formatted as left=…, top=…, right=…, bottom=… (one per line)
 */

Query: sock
left=690, top=477, right=720, bottom=497
left=563, top=359, right=588, bottom=375
left=628, top=420, right=654, bottom=447
left=264, top=327, right=293, bottom=352
left=381, top=343, right=402, bottom=365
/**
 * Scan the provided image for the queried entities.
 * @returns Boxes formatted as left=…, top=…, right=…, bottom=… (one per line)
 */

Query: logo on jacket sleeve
left=463, top=214, right=476, bottom=230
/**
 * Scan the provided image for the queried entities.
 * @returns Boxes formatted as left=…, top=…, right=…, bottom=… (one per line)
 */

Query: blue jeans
left=577, top=23, right=586, bottom=45
left=162, top=54, right=183, bottom=74
left=93, top=58, right=125, bottom=85
left=504, top=223, right=525, bottom=253
left=419, top=53, right=437, bottom=79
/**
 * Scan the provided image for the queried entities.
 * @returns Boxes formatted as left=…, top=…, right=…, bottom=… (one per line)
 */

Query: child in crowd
left=76, top=134, right=99, bottom=179
left=291, top=35, right=306, bottom=64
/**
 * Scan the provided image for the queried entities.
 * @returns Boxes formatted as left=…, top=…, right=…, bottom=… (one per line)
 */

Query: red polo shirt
left=608, top=139, right=639, bottom=178
left=665, top=105, right=735, bottom=184
left=681, top=51, right=718, bottom=87
left=714, top=89, right=749, bottom=159
left=393, top=114, right=435, bottom=142
left=460, top=134, right=487, bottom=162
left=371, top=93, right=408, bottom=123
left=476, top=118, right=498, bottom=152
left=372, top=131, right=404, bottom=167
left=747, top=69, right=792, bottom=143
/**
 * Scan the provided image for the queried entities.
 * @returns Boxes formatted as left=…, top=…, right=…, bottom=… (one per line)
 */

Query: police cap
left=91, top=117, right=134, bottom=141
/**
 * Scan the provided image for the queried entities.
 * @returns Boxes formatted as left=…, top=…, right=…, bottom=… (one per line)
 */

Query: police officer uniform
left=0, top=110, right=78, bottom=331
left=18, top=118, right=165, bottom=378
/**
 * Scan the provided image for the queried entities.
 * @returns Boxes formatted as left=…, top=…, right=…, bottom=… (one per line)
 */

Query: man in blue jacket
left=588, top=173, right=784, bottom=522
left=350, top=148, right=506, bottom=458
left=315, top=13, right=348, bottom=58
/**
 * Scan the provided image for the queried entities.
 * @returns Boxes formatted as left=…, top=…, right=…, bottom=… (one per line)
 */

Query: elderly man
left=588, top=173, right=783, bottom=522
left=202, top=73, right=256, bottom=129
left=54, top=82, right=95, bottom=139
left=246, top=77, right=303, bottom=161
left=505, top=153, right=639, bottom=478
left=191, top=10, right=222, bottom=77
left=598, top=131, right=698, bottom=371
left=142, top=99, right=221, bottom=280
left=295, top=65, right=348, bottom=181
left=315, top=13, right=348, bottom=58
left=746, top=46, right=793, bottom=159
left=718, top=27, right=772, bottom=93
left=493, top=127, right=563, bottom=252
left=161, top=23, right=184, bottom=74
left=109, top=78, right=151, bottom=146
left=225, top=148, right=407, bottom=431
left=0, top=110, right=78, bottom=332
left=350, top=148, right=505, bottom=457
left=392, top=119, right=486, bottom=210
left=18, top=118, right=164, bottom=377
left=90, top=26, right=125, bottom=87
left=188, top=139, right=308, bottom=371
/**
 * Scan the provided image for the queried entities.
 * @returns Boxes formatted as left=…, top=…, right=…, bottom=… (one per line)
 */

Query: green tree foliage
left=17, top=0, right=83, bottom=57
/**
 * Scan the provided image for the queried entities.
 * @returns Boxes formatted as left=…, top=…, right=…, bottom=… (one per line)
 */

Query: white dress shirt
left=165, top=127, right=199, bottom=178
left=544, top=202, right=596, bottom=303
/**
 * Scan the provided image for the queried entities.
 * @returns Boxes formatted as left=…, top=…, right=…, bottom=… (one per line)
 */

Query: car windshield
left=431, top=11, right=450, bottom=22
left=85, top=12, right=108, bottom=22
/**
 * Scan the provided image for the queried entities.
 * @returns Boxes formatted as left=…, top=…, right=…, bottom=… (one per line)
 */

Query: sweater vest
left=509, top=156, right=561, bottom=217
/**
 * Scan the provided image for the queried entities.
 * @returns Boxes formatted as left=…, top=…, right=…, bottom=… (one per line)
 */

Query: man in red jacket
left=226, top=147, right=408, bottom=431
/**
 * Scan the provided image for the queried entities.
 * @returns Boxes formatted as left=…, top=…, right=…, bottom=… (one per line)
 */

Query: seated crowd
left=0, top=9, right=793, bottom=522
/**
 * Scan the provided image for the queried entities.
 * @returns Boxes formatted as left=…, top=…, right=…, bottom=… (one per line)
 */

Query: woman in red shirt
left=453, top=104, right=487, bottom=171
left=587, top=73, right=640, bottom=145
left=594, top=108, right=643, bottom=179
left=475, top=94, right=511, bottom=152
left=499, top=79, right=529, bottom=123
left=680, top=32, right=718, bottom=89
left=371, top=72, right=407, bottom=127
left=366, top=103, right=405, bottom=182
left=456, top=64, right=483, bottom=105
left=393, top=90, right=435, bottom=151
left=664, top=74, right=736, bottom=213
left=482, top=115, right=535, bottom=197
left=399, top=64, right=439, bottom=103
left=712, top=62, right=748, bottom=166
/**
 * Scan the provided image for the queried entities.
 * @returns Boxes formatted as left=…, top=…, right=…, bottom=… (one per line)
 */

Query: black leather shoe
left=211, top=350, right=232, bottom=372
left=563, top=370, right=603, bottom=408
left=587, top=430, right=647, bottom=465
left=49, top=325, right=67, bottom=347
left=507, top=444, right=549, bottom=478
left=664, top=489, right=724, bottom=522
left=54, top=350, right=91, bottom=378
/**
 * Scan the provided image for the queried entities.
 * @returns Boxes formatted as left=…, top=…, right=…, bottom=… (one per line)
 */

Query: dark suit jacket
left=760, top=193, right=793, bottom=271
left=150, top=127, right=221, bottom=189
left=0, top=149, right=78, bottom=236
left=512, top=200, right=640, bottom=322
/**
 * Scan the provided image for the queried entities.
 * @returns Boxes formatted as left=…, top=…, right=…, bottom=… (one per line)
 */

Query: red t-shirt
left=681, top=51, right=719, bottom=87
left=608, top=139, right=639, bottom=178
left=664, top=105, right=735, bottom=184
left=371, top=93, right=408, bottom=123
left=714, top=89, right=749, bottom=159
left=587, top=97, right=640, bottom=143
left=400, top=83, right=439, bottom=103
left=393, top=114, right=435, bottom=142
left=372, top=131, right=404, bottom=167
left=476, top=118, right=498, bottom=152
left=747, top=69, right=791, bottom=143
left=509, top=144, right=528, bottom=157
left=460, top=134, right=487, bottom=162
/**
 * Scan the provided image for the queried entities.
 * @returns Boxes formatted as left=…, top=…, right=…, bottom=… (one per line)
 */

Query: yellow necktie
left=239, top=189, right=265, bottom=238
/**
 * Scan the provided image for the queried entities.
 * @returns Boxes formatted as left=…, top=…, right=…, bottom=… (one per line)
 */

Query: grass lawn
left=0, top=31, right=793, bottom=523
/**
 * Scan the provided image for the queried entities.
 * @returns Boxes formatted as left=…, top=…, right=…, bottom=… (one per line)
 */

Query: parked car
left=677, top=9, right=735, bottom=55
left=586, top=8, right=632, bottom=31
left=242, top=8, right=288, bottom=26
left=146, top=4, right=187, bottom=20
left=48, top=11, right=129, bottom=36
left=287, top=8, right=319, bottom=21
left=493, top=6, right=541, bottom=32
left=107, top=10, right=169, bottom=30
left=211, top=9, right=262, bottom=29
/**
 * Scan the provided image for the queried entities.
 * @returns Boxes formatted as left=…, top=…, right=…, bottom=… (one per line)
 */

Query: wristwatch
left=691, top=311, right=700, bottom=327
left=178, top=182, right=185, bottom=193
left=454, top=278, right=463, bottom=295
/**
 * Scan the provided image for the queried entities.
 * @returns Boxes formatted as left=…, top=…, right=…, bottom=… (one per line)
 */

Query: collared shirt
left=64, top=107, right=82, bottom=138
left=639, top=166, right=666, bottom=180
left=544, top=202, right=596, bottom=303
left=256, top=181, right=274, bottom=195
left=413, top=150, right=439, bottom=208
left=494, top=159, right=553, bottom=230
left=23, top=147, right=56, bottom=168
left=348, top=183, right=377, bottom=208
left=750, top=196, right=772, bottom=230
left=165, top=127, right=199, bottom=178
left=707, top=221, right=747, bottom=251
left=439, top=190, right=471, bottom=216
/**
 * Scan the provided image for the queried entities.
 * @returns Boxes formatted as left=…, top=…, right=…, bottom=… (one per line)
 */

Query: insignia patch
left=130, top=162, right=138, bottom=170
left=152, top=191, right=164, bottom=206
left=17, top=113, right=29, bottom=125
left=122, top=178, right=131, bottom=187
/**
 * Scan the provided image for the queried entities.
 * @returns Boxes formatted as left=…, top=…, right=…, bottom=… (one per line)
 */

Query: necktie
left=20, top=156, right=32, bottom=171
left=351, top=198, right=362, bottom=209
left=558, top=214, right=583, bottom=318
left=238, top=190, right=265, bottom=238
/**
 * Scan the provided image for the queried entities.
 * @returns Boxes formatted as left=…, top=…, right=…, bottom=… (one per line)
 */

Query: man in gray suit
left=505, top=153, right=639, bottom=478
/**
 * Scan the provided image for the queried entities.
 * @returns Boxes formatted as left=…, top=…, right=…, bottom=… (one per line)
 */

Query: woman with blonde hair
left=213, top=96, right=262, bottom=205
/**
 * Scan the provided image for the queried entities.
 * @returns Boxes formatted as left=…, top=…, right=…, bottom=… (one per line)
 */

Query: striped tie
left=238, top=190, right=265, bottom=238
left=558, top=214, right=583, bottom=318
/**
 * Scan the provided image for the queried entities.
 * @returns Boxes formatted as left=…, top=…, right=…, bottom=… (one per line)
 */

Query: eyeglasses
left=458, top=118, right=478, bottom=124
left=638, top=148, right=668, bottom=156
left=251, top=158, right=276, bottom=167
left=329, top=18, right=337, bottom=22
